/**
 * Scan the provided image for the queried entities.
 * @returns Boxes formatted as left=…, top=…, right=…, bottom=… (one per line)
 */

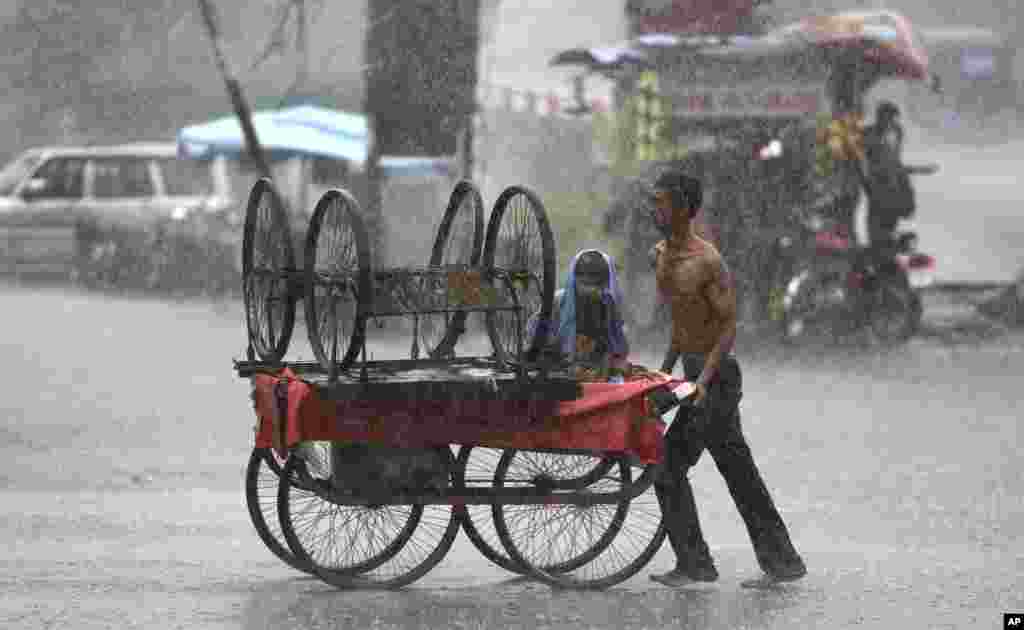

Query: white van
left=0, top=143, right=232, bottom=275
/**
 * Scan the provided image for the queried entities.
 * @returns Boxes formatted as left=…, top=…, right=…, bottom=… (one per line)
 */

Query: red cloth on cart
left=249, top=369, right=684, bottom=464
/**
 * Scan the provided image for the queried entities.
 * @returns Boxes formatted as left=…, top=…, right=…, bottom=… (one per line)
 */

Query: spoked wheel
left=492, top=450, right=667, bottom=590
left=418, top=181, right=485, bottom=359
left=304, top=189, right=372, bottom=373
left=457, top=447, right=621, bottom=575
left=456, top=447, right=523, bottom=574
left=482, top=186, right=556, bottom=363
left=244, top=448, right=312, bottom=573
left=277, top=442, right=421, bottom=581
left=242, top=178, right=296, bottom=362
left=278, top=445, right=463, bottom=589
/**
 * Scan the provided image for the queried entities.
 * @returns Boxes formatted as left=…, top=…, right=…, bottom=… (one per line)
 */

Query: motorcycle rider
left=862, top=100, right=914, bottom=253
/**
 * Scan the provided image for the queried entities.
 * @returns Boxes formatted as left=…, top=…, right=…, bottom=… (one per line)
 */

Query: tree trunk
left=363, top=0, right=480, bottom=264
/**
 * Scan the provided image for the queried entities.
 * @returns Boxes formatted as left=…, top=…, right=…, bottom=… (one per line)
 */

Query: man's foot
left=765, top=557, right=807, bottom=582
left=767, top=564, right=806, bottom=582
left=650, top=570, right=693, bottom=587
left=742, top=560, right=807, bottom=588
left=649, top=564, right=719, bottom=587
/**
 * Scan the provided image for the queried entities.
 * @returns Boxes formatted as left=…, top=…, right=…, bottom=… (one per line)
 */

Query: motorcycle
left=771, top=207, right=936, bottom=346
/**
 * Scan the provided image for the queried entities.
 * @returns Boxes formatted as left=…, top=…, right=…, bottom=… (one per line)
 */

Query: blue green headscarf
left=555, top=249, right=629, bottom=359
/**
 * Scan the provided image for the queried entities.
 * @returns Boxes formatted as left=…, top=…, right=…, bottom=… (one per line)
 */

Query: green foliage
left=542, top=190, right=624, bottom=283
left=590, top=75, right=689, bottom=180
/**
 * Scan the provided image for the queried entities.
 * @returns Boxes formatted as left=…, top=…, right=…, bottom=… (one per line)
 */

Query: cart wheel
left=492, top=451, right=666, bottom=590
left=279, top=445, right=463, bottom=589
left=455, top=447, right=524, bottom=574
left=420, top=181, right=485, bottom=358
left=304, top=189, right=371, bottom=373
left=242, top=178, right=296, bottom=362
left=244, top=448, right=312, bottom=573
left=482, top=186, right=556, bottom=363
left=456, top=447, right=620, bottom=575
left=277, top=443, right=422, bottom=580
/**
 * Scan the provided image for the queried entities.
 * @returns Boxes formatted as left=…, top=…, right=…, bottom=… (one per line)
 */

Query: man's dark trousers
left=654, top=353, right=803, bottom=575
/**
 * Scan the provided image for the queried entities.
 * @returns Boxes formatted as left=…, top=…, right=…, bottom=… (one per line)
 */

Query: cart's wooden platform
left=234, top=357, right=582, bottom=402
left=246, top=365, right=683, bottom=465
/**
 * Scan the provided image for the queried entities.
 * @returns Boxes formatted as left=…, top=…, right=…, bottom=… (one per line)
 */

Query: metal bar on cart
left=233, top=356, right=574, bottom=377
left=232, top=359, right=582, bottom=400
left=309, top=469, right=660, bottom=507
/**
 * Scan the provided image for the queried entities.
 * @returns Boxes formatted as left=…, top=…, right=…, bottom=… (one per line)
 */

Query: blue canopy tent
left=176, top=104, right=455, bottom=178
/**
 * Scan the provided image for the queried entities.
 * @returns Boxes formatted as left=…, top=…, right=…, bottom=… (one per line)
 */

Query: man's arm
left=697, top=256, right=738, bottom=389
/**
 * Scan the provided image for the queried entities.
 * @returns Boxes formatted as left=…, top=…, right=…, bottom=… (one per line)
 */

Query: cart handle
left=647, top=381, right=698, bottom=416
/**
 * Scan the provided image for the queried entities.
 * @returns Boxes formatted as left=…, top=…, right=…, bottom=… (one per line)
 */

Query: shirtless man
left=647, top=170, right=807, bottom=587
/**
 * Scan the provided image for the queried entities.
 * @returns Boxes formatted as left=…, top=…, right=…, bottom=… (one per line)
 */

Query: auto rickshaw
left=552, top=9, right=940, bottom=338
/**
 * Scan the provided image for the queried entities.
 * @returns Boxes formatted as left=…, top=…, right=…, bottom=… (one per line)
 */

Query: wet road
left=1, top=284, right=1021, bottom=629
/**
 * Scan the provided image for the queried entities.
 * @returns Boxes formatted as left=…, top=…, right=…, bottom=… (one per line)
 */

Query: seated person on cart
left=528, top=248, right=630, bottom=383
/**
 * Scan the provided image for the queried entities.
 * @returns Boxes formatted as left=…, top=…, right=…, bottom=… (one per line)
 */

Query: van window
left=92, top=157, right=154, bottom=198
left=0, top=152, right=42, bottom=196
left=158, top=158, right=213, bottom=196
left=26, top=157, right=86, bottom=200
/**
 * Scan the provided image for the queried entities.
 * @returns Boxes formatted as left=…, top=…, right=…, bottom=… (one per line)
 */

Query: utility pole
left=362, top=0, right=480, bottom=266
left=363, top=0, right=389, bottom=268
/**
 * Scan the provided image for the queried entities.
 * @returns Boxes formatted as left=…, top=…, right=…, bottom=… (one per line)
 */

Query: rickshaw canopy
left=551, top=10, right=932, bottom=83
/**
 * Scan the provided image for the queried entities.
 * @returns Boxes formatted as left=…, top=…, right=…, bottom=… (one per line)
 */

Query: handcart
left=235, top=178, right=691, bottom=590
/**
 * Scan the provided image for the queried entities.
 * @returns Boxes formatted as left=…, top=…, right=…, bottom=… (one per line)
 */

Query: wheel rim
left=493, top=452, right=667, bottom=589
left=280, top=445, right=463, bottom=589
left=421, top=182, right=484, bottom=358
left=456, top=447, right=524, bottom=574
left=304, top=190, right=368, bottom=371
left=243, top=179, right=295, bottom=361
left=483, top=187, right=555, bottom=362
left=278, top=443, right=422, bottom=577
left=493, top=451, right=638, bottom=579
left=244, top=448, right=311, bottom=573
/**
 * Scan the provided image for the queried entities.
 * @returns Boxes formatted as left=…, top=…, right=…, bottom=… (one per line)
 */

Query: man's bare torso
left=654, top=236, right=728, bottom=354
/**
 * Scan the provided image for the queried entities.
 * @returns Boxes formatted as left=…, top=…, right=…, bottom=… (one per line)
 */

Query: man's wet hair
left=653, top=170, right=702, bottom=217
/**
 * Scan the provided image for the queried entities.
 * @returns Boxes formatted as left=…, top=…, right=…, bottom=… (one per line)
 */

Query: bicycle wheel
left=455, top=446, right=524, bottom=574
left=277, top=443, right=422, bottom=581
left=482, top=186, right=556, bottom=363
left=457, top=446, right=620, bottom=575
left=303, top=189, right=371, bottom=373
left=242, top=178, right=296, bottom=362
left=244, top=448, right=311, bottom=573
left=279, top=445, right=464, bottom=589
left=492, top=450, right=666, bottom=590
left=419, top=181, right=485, bottom=359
